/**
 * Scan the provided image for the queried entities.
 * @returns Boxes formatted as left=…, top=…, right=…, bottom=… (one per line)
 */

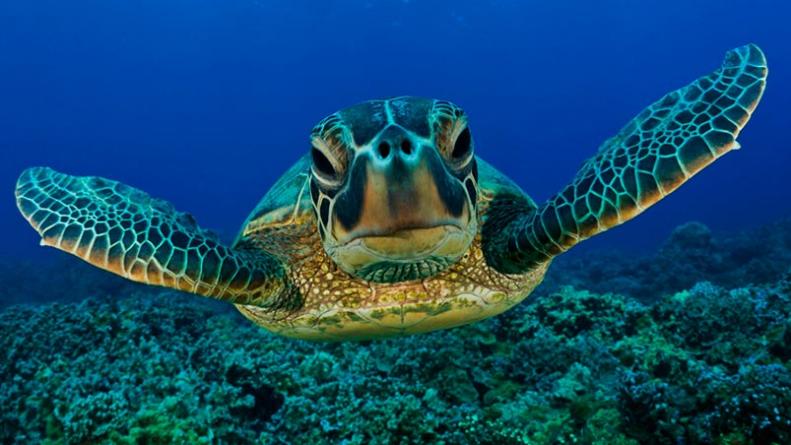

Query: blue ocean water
left=2, top=1, right=791, bottom=443
left=1, top=0, right=789, bottom=258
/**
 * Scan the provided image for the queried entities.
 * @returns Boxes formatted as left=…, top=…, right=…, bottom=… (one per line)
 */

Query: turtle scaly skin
left=234, top=156, right=547, bottom=339
left=484, top=44, right=769, bottom=273
left=15, top=45, right=767, bottom=340
left=14, top=167, right=301, bottom=310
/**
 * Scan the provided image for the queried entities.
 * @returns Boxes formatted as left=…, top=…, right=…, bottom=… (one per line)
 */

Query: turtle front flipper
left=484, top=44, right=767, bottom=273
left=15, top=167, right=299, bottom=309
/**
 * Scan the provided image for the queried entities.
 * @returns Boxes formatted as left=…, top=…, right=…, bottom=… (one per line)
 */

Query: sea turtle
left=16, top=45, right=767, bottom=340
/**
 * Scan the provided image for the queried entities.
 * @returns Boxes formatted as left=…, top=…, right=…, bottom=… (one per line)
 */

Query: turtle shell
left=233, top=154, right=313, bottom=247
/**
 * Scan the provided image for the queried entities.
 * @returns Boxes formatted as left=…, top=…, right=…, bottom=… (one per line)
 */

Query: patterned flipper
left=16, top=167, right=298, bottom=308
left=484, top=44, right=768, bottom=273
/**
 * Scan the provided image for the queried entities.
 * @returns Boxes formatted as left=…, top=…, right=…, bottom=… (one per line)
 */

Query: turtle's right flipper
left=483, top=44, right=767, bottom=273
left=15, top=167, right=299, bottom=309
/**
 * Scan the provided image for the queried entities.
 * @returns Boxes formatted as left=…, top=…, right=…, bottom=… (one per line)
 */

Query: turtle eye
left=451, top=127, right=473, bottom=161
left=311, top=146, right=341, bottom=184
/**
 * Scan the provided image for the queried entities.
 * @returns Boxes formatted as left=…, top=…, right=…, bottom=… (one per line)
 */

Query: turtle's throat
left=327, top=223, right=475, bottom=283
left=352, top=225, right=463, bottom=258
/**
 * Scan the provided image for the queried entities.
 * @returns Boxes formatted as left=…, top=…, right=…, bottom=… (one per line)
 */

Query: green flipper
left=484, top=44, right=768, bottom=273
left=15, top=167, right=299, bottom=309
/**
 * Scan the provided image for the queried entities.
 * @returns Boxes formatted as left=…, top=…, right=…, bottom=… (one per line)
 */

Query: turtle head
left=308, top=97, right=479, bottom=282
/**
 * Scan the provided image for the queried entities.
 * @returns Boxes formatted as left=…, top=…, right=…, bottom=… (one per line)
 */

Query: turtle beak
left=330, top=126, right=471, bottom=258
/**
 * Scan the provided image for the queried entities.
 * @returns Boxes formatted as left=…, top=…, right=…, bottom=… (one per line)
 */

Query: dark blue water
left=1, top=0, right=789, bottom=259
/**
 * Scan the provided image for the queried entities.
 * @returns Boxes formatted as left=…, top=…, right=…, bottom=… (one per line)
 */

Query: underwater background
left=1, top=0, right=790, bottom=443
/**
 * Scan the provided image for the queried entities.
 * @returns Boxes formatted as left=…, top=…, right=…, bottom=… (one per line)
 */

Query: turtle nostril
left=377, top=142, right=391, bottom=159
left=400, top=139, right=413, bottom=155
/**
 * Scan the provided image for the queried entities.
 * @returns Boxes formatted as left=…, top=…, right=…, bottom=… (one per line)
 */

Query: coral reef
left=545, top=219, right=791, bottom=303
left=0, top=254, right=140, bottom=309
left=0, top=220, right=790, bottom=444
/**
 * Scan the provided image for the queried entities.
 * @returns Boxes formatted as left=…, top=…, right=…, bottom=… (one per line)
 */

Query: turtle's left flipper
left=484, top=44, right=768, bottom=273
left=15, top=167, right=299, bottom=310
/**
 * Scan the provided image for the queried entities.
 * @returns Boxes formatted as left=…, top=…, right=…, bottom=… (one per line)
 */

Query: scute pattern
left=15, top=167, right=299, bottom=310
left=240, top=154, right=312, bottom=237
left=485, top=44, right=767, bottom=273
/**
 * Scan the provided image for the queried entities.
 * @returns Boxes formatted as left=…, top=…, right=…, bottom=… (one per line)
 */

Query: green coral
left=1, top=222, right=791, bottom=443
left=544, top=219, right=791, bottom=302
